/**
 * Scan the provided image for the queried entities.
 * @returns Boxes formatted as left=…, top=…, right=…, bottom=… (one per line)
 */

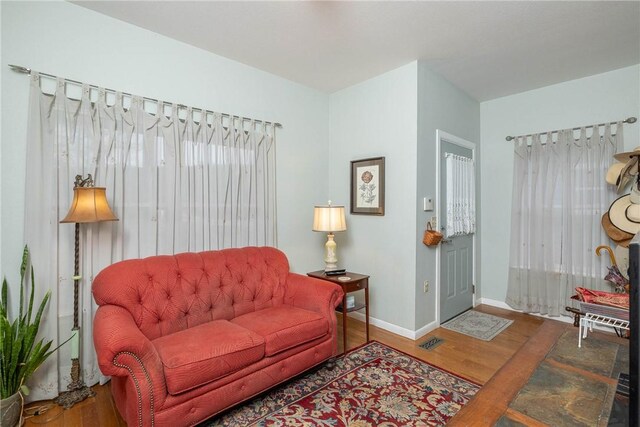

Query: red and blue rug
left=206, top=341, right=479, bottom=426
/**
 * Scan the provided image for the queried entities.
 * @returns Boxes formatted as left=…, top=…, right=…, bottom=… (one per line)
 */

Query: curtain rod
left=505, top=117, right=636, bottom=141
left=8, top=64, right=283, bottom=128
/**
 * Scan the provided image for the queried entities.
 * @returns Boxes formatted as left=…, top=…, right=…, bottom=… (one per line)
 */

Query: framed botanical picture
left=351, top=157, right=385, bottom=215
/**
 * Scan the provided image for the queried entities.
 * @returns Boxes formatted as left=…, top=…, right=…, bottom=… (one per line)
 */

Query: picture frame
left=350, top=157, right=385, bottom=215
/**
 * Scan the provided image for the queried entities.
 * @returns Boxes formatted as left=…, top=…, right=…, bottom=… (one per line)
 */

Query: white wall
left=328, top=63, right=418, bottom=332
left=415, top=63, right=480, bottom=330
left=480, top=65, right=640, bottom=302
left=1, top=1, right=330, bottom=286
left=3, top=1, right=639, bottom=339
left=0, top=1, right=3, bottom=278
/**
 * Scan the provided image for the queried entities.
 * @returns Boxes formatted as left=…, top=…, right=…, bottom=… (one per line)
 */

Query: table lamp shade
left=60, top=187, right=118, bottom=223
left=313, top=205, right=346, bottom=232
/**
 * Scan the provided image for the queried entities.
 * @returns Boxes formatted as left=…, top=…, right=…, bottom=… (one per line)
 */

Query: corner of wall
left=327, top=62, right=418, bottom=332
left=414, top=62, right=480, bottom=331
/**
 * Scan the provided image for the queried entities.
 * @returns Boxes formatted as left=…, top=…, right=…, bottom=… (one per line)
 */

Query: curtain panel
left=506, top=124, right=623, bottom=316
left=445, top=153, right=476, bottom=238
left=23, top=73, right=277, bottom=400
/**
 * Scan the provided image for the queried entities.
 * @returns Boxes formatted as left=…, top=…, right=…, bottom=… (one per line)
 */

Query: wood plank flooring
left=24, top=305, right=567, bottom=426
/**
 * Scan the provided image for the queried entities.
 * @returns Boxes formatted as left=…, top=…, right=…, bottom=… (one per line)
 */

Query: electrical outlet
left=423, top=280, right=429, bottom=293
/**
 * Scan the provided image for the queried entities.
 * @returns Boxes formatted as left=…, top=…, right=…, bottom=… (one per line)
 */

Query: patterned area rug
left=205, top=341, right=480, bottom=426
left=442, top=310, right=514, bottom=341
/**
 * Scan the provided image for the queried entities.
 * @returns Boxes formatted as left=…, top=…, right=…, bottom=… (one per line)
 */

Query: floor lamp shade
left=60, top=187, right=118, bottom=223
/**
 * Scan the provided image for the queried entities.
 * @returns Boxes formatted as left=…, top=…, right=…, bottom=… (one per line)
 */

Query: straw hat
left=614, top=147, right=640, bottom=163
left=606, top=162, right=625, bottom=186
left=615, top=244, right=630, bottom=278
left=601, top=212, right=634, bottom=244
left=608, top=194, right=640, bottom=235
left=617, top=157, right=639, bottom=193
left=617, top=236, right=633, bottom=248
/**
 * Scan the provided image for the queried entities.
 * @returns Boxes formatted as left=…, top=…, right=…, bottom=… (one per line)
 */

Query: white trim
left=347, top=312, right=438, bottom=340
left=435, top=130, right=477, bottom=325
left=414, top=320, right=439, bottom=340
left=478, top=297, right=511, bottom=310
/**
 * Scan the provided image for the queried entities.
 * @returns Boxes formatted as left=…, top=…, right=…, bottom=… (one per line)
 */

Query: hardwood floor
left=24, top=305, right=565, bottom=426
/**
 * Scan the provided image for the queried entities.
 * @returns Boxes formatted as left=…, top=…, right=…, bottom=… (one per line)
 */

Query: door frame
left=435, top=129, right=477, bottom=325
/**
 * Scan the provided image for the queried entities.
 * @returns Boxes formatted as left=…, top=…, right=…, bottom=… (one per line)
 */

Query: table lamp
left=55, top=174, right=118, bottom=408
left=312, top=201, right=347, bottom=271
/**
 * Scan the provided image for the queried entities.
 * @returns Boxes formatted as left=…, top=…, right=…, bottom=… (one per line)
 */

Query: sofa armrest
left=285, top=273, right=343, bottom=314
left=93, top=305, right=167, bottom=411
left=285, top=273, right=343, bottom=355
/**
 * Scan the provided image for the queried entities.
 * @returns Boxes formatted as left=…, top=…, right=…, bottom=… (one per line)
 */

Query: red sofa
left=92, top=247, right=343, bottom=427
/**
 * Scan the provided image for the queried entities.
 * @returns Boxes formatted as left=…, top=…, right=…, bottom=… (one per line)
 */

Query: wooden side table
left=307, top=271, right=369, bottom=354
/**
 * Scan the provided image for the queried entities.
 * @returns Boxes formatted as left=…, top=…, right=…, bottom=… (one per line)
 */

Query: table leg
left=342, top=294, right=348, bottom=354
left=365, top=284, right=370, bottom=343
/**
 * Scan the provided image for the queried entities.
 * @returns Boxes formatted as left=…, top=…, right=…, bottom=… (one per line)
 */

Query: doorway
left=436, top=130, right=476, bottom=324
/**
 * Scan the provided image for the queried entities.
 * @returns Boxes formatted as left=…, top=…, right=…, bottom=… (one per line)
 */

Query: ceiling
left=74, top=1, right=640, bottom=101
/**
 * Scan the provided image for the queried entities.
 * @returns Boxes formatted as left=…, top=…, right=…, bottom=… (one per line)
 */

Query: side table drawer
left=343, top=280, right=366, bottom=293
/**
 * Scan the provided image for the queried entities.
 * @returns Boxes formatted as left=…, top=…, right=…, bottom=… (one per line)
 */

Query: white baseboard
left=414, top=320, right=439, bottom=340
left=346, top=312, right=438, bottom=340
left=477, top=297, right=512, bottom=310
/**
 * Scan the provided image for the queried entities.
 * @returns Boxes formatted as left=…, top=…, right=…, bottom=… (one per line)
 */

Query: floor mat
left=442, top=310, right=513, bottom=341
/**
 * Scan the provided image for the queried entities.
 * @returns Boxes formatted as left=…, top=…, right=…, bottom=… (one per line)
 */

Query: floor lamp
left=54, top=174, right=118, bottom=408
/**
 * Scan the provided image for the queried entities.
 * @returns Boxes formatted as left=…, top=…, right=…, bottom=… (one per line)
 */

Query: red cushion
left=231, top=306, right=328, bottom=356
left=152, top=320, right=264, bottom=395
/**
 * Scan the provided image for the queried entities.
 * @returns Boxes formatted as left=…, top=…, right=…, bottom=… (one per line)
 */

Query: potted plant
left=1, top=246, right=67, bottom=427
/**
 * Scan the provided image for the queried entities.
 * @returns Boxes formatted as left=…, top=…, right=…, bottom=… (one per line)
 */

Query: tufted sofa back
left=92, top=247, right=290, bottom=340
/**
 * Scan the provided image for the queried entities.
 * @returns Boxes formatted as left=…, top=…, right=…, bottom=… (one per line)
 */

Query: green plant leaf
left=20, top=246, right=28, bottom=280
left=1, top=278, right=7, bottom=316
left=0, top=246, right=67, bottom=399
left=27, top=266, right=35, bottom=323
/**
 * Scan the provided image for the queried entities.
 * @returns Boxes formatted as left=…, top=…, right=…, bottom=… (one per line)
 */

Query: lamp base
left=54, top=384, right=95, bottom=409
left=324, top=263, right=339, bottom=272
left=53, top=359, right=95, bottom=409
left=324, top=233, right=339, bottom=271
left=53, top=384, right=96, bottom=409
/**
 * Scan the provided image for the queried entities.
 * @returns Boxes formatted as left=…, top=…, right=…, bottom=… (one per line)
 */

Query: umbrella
left=596, top=245, right=629, bottom=293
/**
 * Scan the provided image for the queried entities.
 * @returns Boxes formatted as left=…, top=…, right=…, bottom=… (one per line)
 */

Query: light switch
left=423, top=197, right=434, bottom=211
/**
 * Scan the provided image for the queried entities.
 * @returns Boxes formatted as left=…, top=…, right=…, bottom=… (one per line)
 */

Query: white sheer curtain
left=23, top=73, right=277, bottom=400
left=445, top=153, right=476, bottom=238
left=506, top=124, right=623, bottom=316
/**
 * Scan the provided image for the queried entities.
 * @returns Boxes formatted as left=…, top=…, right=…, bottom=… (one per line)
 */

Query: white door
left=438, top=136, right=476, bottom=323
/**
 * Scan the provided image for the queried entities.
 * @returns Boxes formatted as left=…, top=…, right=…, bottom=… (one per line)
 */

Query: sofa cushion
left=152, top=320, right=265, bottom=395
left=231, top=306, right=328, bottom=356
